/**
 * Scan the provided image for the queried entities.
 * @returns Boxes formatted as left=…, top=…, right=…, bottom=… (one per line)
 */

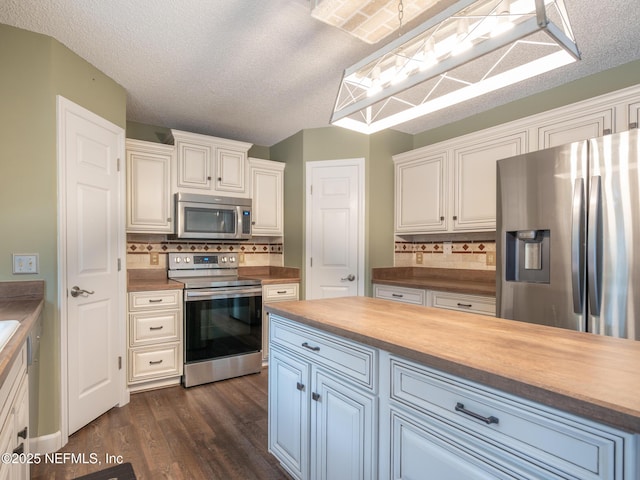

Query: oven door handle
left=185, top=287, right=262, bottom=301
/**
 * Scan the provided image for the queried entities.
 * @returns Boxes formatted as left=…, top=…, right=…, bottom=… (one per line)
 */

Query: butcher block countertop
left=127, top=269, right=183, bottom=292
left=372, top=267, right=496, bottom=296
left=266, top=296, right=640, bottom=433
left=0, top=281, right=44, bottom=386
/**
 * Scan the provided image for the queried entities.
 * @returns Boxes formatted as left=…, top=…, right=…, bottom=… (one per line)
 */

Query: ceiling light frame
left=330, top=0, right=580, bottom=134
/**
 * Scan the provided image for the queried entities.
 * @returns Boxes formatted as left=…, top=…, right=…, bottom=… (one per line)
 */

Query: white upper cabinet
left=126, top=139, right=174, bottom=233
left=394, top=130, right=525, bottom=234
left=395, top=151, right=447, bottom=233
left=249, top=158, right=285, bottom=236
left=534, top=107, right=614, bottom=149
left=394, top=85, right=640, bottom=235
left=452, top=132, right=526, bottom=231
left=171, top=129, right=252, bottom=197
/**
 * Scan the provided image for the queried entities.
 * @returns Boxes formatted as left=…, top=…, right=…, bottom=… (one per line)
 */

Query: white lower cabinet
left=0, top=344, right=29, bottom=480
left=127, top=289, right=183, bottom=391
left=269, top=315, right=638, bottom=480
left=384, top=354, right=637, bottom=480
left=262, top=283, right=299, bottom=363
left=268, top=315, right=377, bottom=480
left=373, top=284, right=426, bottom=306
left=373, top=284, right=496, bottom=316
left=428, top=290, right=496, bottom=316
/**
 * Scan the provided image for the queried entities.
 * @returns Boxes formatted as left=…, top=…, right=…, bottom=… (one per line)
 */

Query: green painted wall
left=125, top=120, right=270, bottom=158
left=413, top=59, right=640, bottom=148
left=0, top=23, right=126, bottom=437
left=270, top=127, right=411, bottom=298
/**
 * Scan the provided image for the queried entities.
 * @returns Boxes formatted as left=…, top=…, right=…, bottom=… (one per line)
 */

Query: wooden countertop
left=372, top=267, right=496, bottom=296
left=127, top=269, right=184, bottom=292
left=238, top=266, right=301, bottom=285
left=127, top=267, right=301, bottom=292
left=266, top=296, right=640, bottom=433
left=0, top=281, right=44, bottom=386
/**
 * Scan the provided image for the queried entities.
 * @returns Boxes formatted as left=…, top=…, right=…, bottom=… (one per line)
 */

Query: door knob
left=70, top=286, right=95, bottom=297
left=341, top=274, right=356, bottom=282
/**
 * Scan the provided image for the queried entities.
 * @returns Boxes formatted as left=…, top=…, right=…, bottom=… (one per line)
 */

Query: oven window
left=184, top=207, right=236, bottom=235
left=185, top=295, right=262, bottom=363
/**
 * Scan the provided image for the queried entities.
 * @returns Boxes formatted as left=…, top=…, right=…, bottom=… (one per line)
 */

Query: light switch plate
left=13, top=254, right=39, bottom=274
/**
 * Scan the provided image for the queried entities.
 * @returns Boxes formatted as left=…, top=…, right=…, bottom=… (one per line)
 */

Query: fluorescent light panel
left=330, top=0, right=580, bottom=134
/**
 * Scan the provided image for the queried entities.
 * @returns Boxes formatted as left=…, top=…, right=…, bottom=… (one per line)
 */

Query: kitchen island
left=266, top=296, right=639, bottom=480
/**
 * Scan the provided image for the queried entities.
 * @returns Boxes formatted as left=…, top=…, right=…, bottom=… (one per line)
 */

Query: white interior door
left=58, top=97, right=126, bottom=436
left=306, top=159, right=364, bottom=299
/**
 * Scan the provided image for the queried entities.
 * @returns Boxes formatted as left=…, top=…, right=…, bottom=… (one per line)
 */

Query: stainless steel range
left=168, top=252, right=262, bottom=387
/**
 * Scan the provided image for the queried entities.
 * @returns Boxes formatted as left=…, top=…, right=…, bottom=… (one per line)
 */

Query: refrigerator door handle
left=587, top=175, right=603, bottom=316
left=571, top=178, right=585, bottom=314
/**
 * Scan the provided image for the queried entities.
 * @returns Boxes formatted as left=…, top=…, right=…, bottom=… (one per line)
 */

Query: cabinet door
left=390, top=409, right=517, bottom=480
left=215, top=147, right=246, bottom=194
left=13, top=377, right=29, bottom=480
left=269, top=349, right=310, bottom=480
left=250, top=159, right=285, bottom=236
left=395, top=153, right=447, bottom=233
left=535, top=108, right=613, bottom=149
left=312, top=371, right=376, bottom=480
left=453, top=132, right=526, bottom=231
left=126, top=140, right=173, bottom=233
left=626, top=101, right=640, bottom=130
left=175, top=140, right=213, bottom=190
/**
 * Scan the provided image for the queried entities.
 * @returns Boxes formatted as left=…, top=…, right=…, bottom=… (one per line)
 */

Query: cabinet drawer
left=373, top=284, right=426, bottom=306
left=430, top=291, right=495, bottom=316
left=128, top=289, right=182, bottom=311
left=263, top=283, right=299, bottom=302
left=129, top=310, right=180, bottom=346
left=270, top=315, right=376, bottom=390
left=128, top=344, right=181, bottom=383
left=390, top=357, right=627, bottom=480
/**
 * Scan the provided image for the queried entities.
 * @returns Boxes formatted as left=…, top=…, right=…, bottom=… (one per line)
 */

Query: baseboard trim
left=30, top=431, right=63, bottom=454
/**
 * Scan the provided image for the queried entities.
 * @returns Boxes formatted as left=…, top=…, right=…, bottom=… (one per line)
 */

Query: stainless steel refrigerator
left=496, top=129, right=640, bottom=340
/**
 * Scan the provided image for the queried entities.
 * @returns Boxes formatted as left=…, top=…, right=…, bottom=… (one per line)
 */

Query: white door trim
left=305, top=158, right=365, bottom=298
left=56, top=96, right=128, bottom=447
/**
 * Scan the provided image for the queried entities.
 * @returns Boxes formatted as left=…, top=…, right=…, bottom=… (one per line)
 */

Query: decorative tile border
left=394, top=240, right=496, bottom=271
left=127, top=241, right=284, bottom=255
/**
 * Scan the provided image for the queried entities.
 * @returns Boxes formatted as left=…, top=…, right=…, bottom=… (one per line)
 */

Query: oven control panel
left=168, top=252, right=238, bottom=270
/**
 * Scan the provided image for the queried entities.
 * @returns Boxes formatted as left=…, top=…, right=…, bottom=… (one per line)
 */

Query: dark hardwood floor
left=31, top=368, right=290, bottom=480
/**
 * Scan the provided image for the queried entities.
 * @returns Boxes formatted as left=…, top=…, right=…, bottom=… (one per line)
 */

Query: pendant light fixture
left=330, top=0, right=580, bottom=134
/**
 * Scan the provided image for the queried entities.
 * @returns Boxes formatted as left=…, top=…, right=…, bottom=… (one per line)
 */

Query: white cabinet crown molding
left=170, top=129, right=252, bottom=152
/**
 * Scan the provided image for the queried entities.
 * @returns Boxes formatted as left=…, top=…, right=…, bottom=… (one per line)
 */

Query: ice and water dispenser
left=504, top=230, right=550, bottom=283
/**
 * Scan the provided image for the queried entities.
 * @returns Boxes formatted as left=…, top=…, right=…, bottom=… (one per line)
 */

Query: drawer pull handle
left=296, top=382, right=305, bottom=391
left=391, top=293, right=404, bottom=298
left=455, top=402, right=499, bottom=425
left=13, top=443, right=24, bottom=455
left=148, top=299, right=163, bottom=303
left=312, top=392, right=321, bottom=401
left=457, top=303, right=473, bottom=308
left=149, top=326, right=164, bottom=331
left=301, top=342, right=320, bottom=352
left=17, top=427, right=27, bottom=440
left=277, top=290, right=287, bottom=294
left=149, top=359, right=164, bottom=365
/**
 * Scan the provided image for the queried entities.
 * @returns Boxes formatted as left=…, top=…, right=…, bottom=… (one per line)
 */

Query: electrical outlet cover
left=13, top=254, right=39, bottom=274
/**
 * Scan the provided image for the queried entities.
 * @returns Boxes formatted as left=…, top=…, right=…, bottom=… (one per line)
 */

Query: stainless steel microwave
left=175, top=193, right=252, bottom=240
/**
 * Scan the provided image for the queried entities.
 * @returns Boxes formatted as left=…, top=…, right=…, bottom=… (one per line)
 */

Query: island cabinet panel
left=268, top=349, right=310, bottom=480
left=386, top=356, right=635, bottom=480
left=268, top=315, right=377, bottom=480
left=268, top=310, right=639, bottom=480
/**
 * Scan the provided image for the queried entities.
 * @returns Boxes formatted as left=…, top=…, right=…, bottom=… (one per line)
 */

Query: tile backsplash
left=395, top=240, right=496, bottom=271
left=127, top=235, right=283, bottom=270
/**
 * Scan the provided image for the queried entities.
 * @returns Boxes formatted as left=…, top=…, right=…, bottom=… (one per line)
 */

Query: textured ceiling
left=1, top=0, right=639, bottom=146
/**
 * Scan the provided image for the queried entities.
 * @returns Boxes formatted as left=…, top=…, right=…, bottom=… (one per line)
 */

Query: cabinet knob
left=217, top=177, right=222, bottom=181
left=296, top=382, right=305, bottom=391
left=440, top=216, right=445, bottom=221
left=453, top=215, right=458, bottom=221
